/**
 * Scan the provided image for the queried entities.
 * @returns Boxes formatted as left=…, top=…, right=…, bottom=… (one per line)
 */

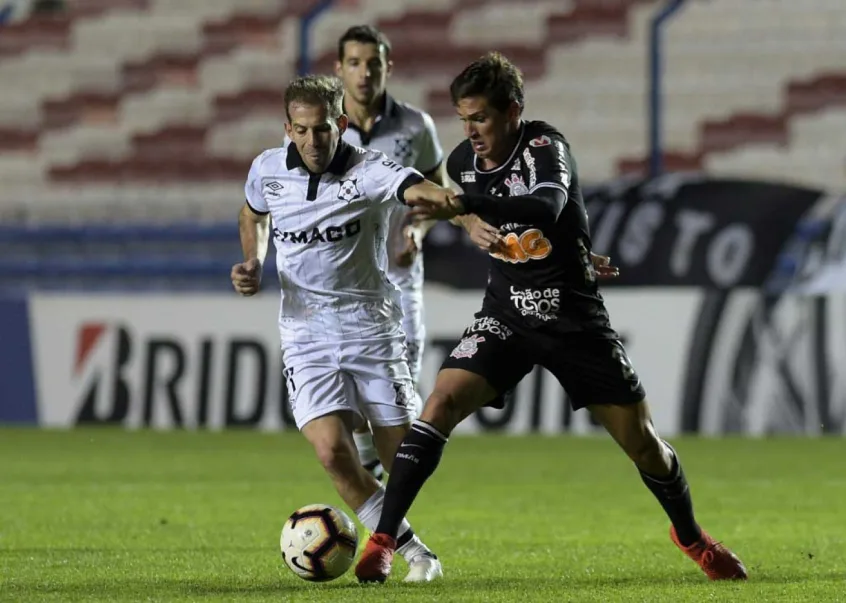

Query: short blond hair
left=284, top=75, right=345, bottom=121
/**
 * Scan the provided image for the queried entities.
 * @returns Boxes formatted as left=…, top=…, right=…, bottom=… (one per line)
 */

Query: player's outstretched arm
left=401, top=180, right=462, bottom=217
left=406, top=162, right=449, bottom=241
left=231, top=202, right=269, bottom=296
left=408, top=186, right=566, bottom=224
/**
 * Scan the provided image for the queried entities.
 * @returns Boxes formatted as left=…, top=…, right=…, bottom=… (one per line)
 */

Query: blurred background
left=1, top=0, right=845, bottom=436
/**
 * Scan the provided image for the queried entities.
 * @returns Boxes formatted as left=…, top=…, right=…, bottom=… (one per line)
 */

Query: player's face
left=336, top=42, right=391, bottom=106
left=285, top=102, right=348, bottom=173
left=456, top=96, right=521, bottom=165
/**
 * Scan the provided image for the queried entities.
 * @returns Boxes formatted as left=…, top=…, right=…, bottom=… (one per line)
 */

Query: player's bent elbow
left=541, top=191, right=567, bottom=222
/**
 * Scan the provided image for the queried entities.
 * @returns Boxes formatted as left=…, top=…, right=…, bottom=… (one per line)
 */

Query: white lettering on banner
left=29, top=295, right=291, bottom=430
left=707, top=224, right=754, bottom=287
left=619, top=202, right=664, bottom=266
left=588, top=199, right=627, bottom=255
left=509, top=286, right=560, bottom=320
left=673, top=210, right=715, bottom=276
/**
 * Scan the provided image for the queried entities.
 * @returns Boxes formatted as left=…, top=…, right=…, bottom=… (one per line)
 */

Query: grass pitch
left=0, top=429, right=843, bottom=602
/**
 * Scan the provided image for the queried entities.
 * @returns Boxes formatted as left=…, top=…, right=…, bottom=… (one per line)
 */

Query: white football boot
left=403, top=552, right=443, bottom=582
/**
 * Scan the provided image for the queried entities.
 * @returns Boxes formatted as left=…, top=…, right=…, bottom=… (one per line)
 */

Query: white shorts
left=282, top=336, right=418, bottom=430
left=404, top=337, right=423, bottom=385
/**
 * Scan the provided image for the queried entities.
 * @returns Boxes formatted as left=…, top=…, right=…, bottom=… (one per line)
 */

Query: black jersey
left=447, top=120, right=614, bottom=337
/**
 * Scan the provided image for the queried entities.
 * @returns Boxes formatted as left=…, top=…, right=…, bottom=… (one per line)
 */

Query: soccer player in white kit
left=230, top=74, right=446, bottom=582
left=333, top=25, right=446, bottom=480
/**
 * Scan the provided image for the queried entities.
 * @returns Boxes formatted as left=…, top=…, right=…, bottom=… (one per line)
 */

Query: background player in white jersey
left=334, top=25, right=447, bottom=480
left=230, top=74, right=450, bottom=582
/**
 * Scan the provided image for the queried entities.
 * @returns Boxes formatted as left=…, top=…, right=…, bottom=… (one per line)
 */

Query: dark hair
left=284, top=75, right=344, bottom=120
left=337, top=25, right=391, bottom=62
left=450, top=51, right=524, bottom=113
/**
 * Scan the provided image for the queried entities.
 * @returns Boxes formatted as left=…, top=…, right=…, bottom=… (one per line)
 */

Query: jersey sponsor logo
left=529, top=135, right=551, bottom=147
left=337, top=179, right=362, bottom=202
left=490, top=228, right=552, bottom=264
left=505, top=173, right=529, bottom=196
left=450, top=334, right=485, bottom=359
left=555, top=140, right=571, bottom=188
left=522, top=148, right=537, bottom=188
left=273, top=219, right=361, bottom=244
left=460, top=171, right=476, bottom=183
left=467, top=316, right=512, bottom=340
left=263, top=180, right=284, bottom=198
left=510, top=286, right=560, bottom=321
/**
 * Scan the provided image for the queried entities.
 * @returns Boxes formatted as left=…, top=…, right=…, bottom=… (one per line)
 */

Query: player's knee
left=619, top=423, right=665, bottom=467
left=420, top=390, right=463, bottom=434
left=312, top=439, right=357, bottom=476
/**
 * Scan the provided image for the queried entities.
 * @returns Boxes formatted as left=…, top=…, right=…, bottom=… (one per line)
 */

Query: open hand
left=591, top=253, right=619, bottom=279
left=463, top=215, right=505, bottom=253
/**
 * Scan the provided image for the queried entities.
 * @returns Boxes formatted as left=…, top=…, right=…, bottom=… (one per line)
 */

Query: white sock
left=353, top=430, right=379, bottom=467
left=355, top=487, right=430, bottom=562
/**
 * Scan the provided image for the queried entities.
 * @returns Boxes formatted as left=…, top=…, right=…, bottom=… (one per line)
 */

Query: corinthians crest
left=504, top=174, right=529, bottom=196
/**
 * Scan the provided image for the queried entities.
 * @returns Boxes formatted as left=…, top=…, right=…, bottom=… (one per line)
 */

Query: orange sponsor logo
left=490, top=229, right=552, bottom=264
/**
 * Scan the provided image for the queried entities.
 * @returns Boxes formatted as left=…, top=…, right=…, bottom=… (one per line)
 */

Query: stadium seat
left=1, top=0, right=846, bottom=220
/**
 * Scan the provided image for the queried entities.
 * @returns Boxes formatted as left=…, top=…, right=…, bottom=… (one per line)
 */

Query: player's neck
left=344, top=94, right=384, bottom=133
left=481, top=127, right=523, bottom=170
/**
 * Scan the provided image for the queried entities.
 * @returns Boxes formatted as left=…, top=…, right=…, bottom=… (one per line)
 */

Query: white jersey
left=245, top=141, right=422, bottom=344
left=342, top=95, right=444, bottom=342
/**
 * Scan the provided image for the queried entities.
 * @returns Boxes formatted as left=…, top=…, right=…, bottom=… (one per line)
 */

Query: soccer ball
left=280, top=504, right=359, bottom=582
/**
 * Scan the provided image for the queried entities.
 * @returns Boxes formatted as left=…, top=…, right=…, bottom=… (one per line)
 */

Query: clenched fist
left=231, top=258, right=262, bottom=296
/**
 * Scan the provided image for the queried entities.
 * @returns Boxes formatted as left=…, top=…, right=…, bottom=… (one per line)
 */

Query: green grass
left=0, top=430, right=844, bottom=602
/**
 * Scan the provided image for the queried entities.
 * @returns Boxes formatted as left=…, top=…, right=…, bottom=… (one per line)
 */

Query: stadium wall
left=2, top=175, right=845, bottom=435
left=2, top=286, right=845, bottom=436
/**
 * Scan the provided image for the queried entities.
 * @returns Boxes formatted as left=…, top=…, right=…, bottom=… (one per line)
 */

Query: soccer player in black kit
left=355, top=52, right=748, bottom=584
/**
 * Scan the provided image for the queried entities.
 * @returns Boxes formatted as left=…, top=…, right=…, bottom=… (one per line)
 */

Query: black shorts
left=440, top=312, right=646, bottom=411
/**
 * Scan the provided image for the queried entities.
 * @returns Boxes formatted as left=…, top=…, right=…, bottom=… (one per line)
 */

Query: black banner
left=681, top=192, right=846, bottom=434
left=424, top=173, right=824, bottom=289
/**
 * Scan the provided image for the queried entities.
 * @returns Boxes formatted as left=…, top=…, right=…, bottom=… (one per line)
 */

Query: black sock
left=639, top=441, right=702, bottom=547
left=375, top=420, right=448, bottom=538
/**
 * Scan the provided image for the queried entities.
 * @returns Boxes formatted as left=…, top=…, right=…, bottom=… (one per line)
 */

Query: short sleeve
left=414, top=112, right=444, bottom=175
left=363, top=150, right=423, bottom=205
left=244, top=152, right=269, bottom=214
left=524, top=134, right=573, bottom=200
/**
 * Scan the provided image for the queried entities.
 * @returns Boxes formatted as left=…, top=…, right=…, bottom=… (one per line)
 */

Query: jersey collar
left=286, top=140, right=352, bottom=176
left=344, top=94, right=399, bottom=144
left=473, top=121, right=526, bottom=174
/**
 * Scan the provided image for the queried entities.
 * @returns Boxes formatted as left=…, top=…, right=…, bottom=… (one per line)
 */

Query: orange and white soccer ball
left=280, top=504, right=359, bottom=581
